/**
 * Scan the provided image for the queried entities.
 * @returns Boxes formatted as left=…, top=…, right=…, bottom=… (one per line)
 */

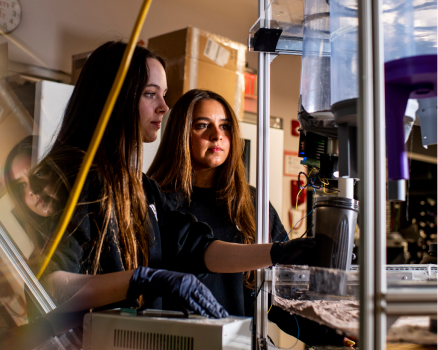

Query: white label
left=149, top=204, right=158, bottom=221
left=284, top=151, right=302, bottom=177
left=203, top=38, right=230, bottom=67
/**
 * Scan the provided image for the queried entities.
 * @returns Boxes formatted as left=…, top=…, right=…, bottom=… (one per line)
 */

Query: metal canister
left=312, top=196, right=359, bottom=270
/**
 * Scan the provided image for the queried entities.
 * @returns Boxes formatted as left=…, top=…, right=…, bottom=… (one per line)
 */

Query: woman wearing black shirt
left=148, top=89, right=352, bottom=347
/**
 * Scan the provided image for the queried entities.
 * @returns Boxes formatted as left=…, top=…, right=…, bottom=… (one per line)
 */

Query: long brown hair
left=147, top=89, right=256, bottom=286
left=45, top=41, right=165, bottom=273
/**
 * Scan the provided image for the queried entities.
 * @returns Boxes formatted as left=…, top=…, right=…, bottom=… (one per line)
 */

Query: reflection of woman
left=5, top=137, right=62, bottom=217
left=4, top=136, right=69, bottom=257
left=148, top=89, right=352, bottom=347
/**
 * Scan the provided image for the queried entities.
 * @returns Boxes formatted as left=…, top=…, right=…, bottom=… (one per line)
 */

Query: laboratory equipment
left=385, top=5, right=437, bottom=198
left=330, top=0, right=359, bottom=178
left=300, top=0, right=331, bottom=118
left=249, top=0, right=436, bottom=347
left=330, top=0, right=359, bottom=107
left=83, top=309, right=252, bottom=350
left=416, top=97, right=437, bottom=147
left=329, top=0, right=437, bottom=187
left=298, top=130, right=328, bottom=167
left=271, top=264, right=437, bottom=338
left=312, top=196, right=359, bottom=270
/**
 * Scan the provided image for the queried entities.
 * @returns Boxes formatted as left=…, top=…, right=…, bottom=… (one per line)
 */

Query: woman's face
left=139, top=58, right=169, bottom=143
left=190, top=99, right=231, bottom=171
left=10, top=154, right=59, bottom=217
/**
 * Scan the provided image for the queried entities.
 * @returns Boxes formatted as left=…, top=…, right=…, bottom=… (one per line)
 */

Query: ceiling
left=0, top=0, right=261, bottom=75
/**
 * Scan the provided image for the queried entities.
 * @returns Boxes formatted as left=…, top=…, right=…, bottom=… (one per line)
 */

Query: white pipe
left=338, top=178, right=354, bottom=199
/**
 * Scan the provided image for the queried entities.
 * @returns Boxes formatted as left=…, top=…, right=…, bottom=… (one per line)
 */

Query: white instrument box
left=83, top=309, right=252, bottom=350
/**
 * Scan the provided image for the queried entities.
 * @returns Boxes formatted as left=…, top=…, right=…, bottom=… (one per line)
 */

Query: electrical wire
left=319, top=176, right=338, bottom=194
left=264, top=313, right=301, bottom=350
left=300, top=224, right=314, bottom=238
left=285, top=166, right=341, bottom=241
left=289, top=187, right=304, bottom=234
left=300, top=168, right=340, bottom=194
left=36, top=0, right=154, bottom=279
left=283, top=228, right=293, bottom=242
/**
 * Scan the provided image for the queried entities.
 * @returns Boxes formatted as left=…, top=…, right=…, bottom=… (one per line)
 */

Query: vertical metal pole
left=372, top=0, right=387, bottom=348
left=255, top=0, right=270, bottom=347
left=358, top=0, right=375, bottom=348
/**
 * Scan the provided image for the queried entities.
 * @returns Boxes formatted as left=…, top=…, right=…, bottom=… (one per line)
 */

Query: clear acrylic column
left=330, top=0, right=360, bottom=178
left=300, top=0, right=331, bottom=118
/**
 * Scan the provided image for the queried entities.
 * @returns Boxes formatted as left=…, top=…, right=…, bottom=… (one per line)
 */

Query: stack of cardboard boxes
left=148, top=27, right=247, bottom=119
left=71, top=27, right=247, bottom=119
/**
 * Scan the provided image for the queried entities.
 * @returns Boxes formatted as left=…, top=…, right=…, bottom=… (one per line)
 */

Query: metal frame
left=254, top=0, right=271, bottom=347
left=357, top=0, right=387, bottom=348
left=253, top=1, right=436, bottom=349
left=0, top=222, right=56, bottom=314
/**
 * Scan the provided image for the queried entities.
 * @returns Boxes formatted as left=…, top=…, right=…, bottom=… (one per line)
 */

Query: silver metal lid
left=313, top=196, right=359, bottom=211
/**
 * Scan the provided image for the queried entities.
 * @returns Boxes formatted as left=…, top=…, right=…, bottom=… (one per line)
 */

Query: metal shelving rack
left=250, top=0, right=437, bottom=349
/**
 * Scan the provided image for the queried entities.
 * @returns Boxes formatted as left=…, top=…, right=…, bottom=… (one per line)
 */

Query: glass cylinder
left=383, top=0, right=437, bottom=63
left=330, top=0, right=359, bottom=106
left=300, top=0, right=331, bottom=116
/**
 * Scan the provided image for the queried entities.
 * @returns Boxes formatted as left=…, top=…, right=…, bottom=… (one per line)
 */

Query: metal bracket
left=269, top=53, right=278, bottom=64
left=253, top=28, right=283, bottom=53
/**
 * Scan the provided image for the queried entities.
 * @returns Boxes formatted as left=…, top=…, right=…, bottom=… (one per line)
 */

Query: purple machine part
left=385, top=54, right=437, bottom=181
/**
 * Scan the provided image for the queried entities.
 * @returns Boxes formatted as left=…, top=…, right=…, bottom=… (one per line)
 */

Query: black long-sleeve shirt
left=163, top=186, right=346, bottom=346
left=164, top=186, right=287, bottom=316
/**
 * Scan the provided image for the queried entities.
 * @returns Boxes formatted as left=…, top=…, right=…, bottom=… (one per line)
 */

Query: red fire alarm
left=291, top=120, right=300, bottom=136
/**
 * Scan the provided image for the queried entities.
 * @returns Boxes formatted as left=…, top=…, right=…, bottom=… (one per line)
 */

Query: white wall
left=240, top=122, right=284, bottom=216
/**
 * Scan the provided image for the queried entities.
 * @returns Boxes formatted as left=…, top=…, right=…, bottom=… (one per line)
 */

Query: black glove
left=127, top=267, right=228, bottom=318
left=270, top=237, right=316, bottom=265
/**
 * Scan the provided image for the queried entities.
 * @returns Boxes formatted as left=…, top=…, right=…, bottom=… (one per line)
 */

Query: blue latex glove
left=127, top=267, right=228, bottom=318
left=270, top=237, right=316, bottom=265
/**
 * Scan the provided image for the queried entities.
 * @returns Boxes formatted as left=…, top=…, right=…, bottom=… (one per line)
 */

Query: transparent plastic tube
left=330, top=0, right=359, bottom=105
left=300, top=0, right=331, bottom=116
left=383, top=0, right=437, bottom=62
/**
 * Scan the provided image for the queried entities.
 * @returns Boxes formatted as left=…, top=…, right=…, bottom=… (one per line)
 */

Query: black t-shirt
left=164, top=186, right=287, bottom=316
left=162, top=187, right=346, bottom=346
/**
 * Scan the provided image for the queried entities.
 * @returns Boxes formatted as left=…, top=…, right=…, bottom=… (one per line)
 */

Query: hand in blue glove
left=127, top=267, right=228, bottom=318
left=270, top=237, right=316, bottom=265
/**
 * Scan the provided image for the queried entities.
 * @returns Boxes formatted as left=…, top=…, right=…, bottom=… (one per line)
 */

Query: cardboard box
left=148, top=27, right=246, bottom=119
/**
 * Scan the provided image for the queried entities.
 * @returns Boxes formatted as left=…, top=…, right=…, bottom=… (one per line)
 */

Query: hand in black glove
left=127, top=267, right=229, bottom=318
left=270, top=237, right=316, bottom=265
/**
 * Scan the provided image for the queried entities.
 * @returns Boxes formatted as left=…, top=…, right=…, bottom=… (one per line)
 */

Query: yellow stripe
left=37, top=0, right=153, bottom=279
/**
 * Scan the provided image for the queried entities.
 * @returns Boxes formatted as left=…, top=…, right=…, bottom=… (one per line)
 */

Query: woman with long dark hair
left=148, top=89, right=353, bottom=347
left=148, top=89, right=287, bottom=315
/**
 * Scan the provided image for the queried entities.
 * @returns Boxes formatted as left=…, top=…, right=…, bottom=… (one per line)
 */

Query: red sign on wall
left=291, top=120, right=300, bottom=137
